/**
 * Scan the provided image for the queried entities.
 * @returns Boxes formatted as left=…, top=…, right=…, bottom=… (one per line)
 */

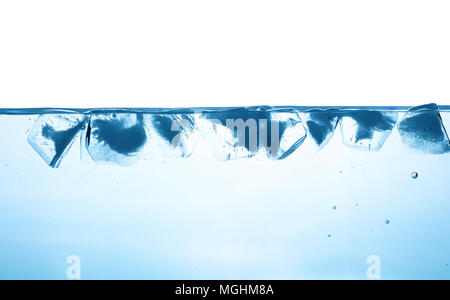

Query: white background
left=1, top=0, right=449, bottom=108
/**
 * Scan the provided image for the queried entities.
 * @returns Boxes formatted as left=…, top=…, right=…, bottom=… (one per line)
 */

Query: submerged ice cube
left=198, top=108, right=306, bottom=161
left=145, top=113, right=199, bottom=158
left=85, top=113, right=147, bottom=166
left=27, top=114, right=86, bottom=168
left=398, top=104, right=450, bottom=154
left=303, top=110, right=338, bottom=150
left=198, top=108, right=266, bottom=161
left=267, top=111, right=307, bottom=160
left=340, top=110, right=398, bottom=151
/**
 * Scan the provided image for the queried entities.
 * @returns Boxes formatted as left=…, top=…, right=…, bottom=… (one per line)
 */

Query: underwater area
left=0, top=104, right=449, bottom=279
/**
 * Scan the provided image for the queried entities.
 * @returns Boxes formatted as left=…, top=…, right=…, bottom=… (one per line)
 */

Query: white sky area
left=1, top=1, right=450, bottom=108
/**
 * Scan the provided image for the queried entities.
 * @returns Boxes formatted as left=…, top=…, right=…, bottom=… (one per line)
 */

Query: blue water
left=0, top=104, right=449, bottom=279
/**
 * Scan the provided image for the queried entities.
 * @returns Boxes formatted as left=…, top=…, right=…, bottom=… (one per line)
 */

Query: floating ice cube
left=85, top=113, right=148, bottom=166
left=198, top=108, right=266, bottom=161
left=27, top=114, right=86, bottom=168
left=266, top=111, right=307, bottom=160
left=303, top=110, right=338, bottom=150
left=145, top=113, right=199, bottom=158
left=198, top=108, right=306, bottom=160
left=398, top=104, right=450, bottom=154
left=340, top=110, right=398, bottom=151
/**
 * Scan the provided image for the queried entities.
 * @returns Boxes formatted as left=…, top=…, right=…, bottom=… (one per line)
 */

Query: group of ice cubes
left=27, top=104, right=450, bottom=167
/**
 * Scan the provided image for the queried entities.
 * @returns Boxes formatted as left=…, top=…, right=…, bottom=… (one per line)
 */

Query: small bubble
left=332, top=206, right=337, bottom=210
left=411, top=172, right=418, bottom=179
left=385, top=219, right=390, bottom=225
left=328, top=234, right=332, bottom=238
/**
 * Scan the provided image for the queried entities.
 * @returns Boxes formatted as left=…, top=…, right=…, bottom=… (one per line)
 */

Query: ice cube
left=266, top=111, right=307, bottom=160
left=340, top=110, right=398, bottom=151
left=198, top=108, right=266, bottom=161
left=85, top=113, right=148, bottom=166
left=27, top=114, right=86, bottom=168
left=398, top=103, right=450, bottom=154
left=198, top=107, right=306, bottom=160
left=145, top=113, right=199, bottom=158
left=303, top=110, right=338, bottom=150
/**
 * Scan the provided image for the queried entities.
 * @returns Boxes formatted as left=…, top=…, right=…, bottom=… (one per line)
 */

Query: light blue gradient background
left=0, top=113, right=450, bottom=280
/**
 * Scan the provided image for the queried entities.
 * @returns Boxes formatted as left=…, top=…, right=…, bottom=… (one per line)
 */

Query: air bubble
left=411, top=172, right=419, bottom=179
